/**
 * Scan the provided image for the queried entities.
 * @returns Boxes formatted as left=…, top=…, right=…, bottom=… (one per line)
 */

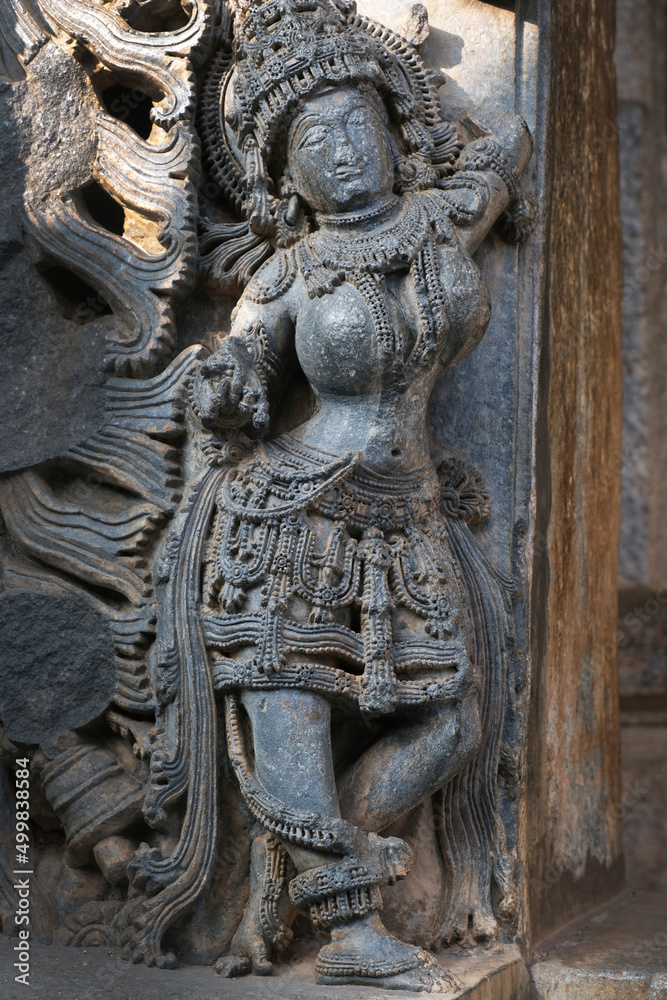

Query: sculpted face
left=286, top=86, right=395, bottom=214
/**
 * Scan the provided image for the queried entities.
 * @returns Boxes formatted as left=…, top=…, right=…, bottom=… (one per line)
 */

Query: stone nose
left=333, top=125, right=361, bottom=165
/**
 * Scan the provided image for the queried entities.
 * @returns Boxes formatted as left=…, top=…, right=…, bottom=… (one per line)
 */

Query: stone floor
left=530, top=891, right=667, bottom=999
left=0, top=938, right=528, bottom=1000
left=3, top=894, right=667, bottom=999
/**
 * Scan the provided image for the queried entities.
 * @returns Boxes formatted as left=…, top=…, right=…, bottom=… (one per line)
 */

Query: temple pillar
left=522, top=0, right=624, bottom=944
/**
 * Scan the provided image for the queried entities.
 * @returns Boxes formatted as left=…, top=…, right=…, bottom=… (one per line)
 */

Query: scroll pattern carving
left=0, top=0, right=52, bottom=81
left=11, top=0, right=206, bottom=376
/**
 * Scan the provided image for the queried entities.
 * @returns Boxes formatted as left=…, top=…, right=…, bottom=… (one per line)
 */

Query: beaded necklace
left=296, top=190, right=454, bottom=377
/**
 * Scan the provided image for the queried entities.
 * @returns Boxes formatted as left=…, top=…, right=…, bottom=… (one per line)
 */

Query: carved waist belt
left=220, top=434, right=441, bottom=531
left=202, top=434, right=474, bottom=715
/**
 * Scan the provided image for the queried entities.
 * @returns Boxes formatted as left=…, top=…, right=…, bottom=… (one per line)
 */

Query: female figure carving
left=134, top=0, right=534, bottom=991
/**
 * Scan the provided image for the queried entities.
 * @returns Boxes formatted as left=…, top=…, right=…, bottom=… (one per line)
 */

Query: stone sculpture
left=0, top=0, right=534, bottom=992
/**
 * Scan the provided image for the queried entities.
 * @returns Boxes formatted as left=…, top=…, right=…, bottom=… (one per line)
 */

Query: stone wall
left=0, top=0, right=627, bottom=977
left=616, top=0, right=667, bottom=589
left=615, top=0, right=667, bottom=908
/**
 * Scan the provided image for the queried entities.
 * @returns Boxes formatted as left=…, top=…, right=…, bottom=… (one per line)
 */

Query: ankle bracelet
left=309, top=885, right=383, bottom=929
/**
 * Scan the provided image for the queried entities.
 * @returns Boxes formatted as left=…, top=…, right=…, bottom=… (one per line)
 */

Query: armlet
left=430, top=174, right=492, bottom=227
left=244, top=248, right=298, bottom=304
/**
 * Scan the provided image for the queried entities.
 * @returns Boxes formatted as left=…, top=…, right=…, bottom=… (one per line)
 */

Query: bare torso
left=228, top=192, right=493, bottom=476
left=288, top=243, right=490, bottom=474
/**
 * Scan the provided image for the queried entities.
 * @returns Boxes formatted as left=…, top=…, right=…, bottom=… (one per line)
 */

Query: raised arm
left=444, top=111, right=534, bottom=255
left=189, top=256, right=296, bottom=432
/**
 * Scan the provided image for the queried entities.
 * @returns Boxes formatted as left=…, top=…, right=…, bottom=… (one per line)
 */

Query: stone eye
left=299, top=126, right=329, bottom=149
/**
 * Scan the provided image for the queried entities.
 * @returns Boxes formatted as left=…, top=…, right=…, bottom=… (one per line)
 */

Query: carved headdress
left=198, top=0, right=461, bottom=271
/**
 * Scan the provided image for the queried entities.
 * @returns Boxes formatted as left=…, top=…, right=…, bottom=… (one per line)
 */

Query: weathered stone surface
left=0, top=937, right=530, bottom=1000
left=0, top=42, right=108, bottom=474
left=531, top=892, right=667, bottom=999
left=615, top=0, right=667, bottom=588
left=0, top=0, right=538, bottom=988
left=0, top=0, right=627, bottom=990
left=620, top=725, right=667, bottom=892
left=0, top=593, right=117, bottom=753
left=523, top=0, right=625, bottom=945
left=365, top=0, right=539, bottom=570
left=366, top=9, right=626, bottom=949
left=617, top=584, right=667, bottom=711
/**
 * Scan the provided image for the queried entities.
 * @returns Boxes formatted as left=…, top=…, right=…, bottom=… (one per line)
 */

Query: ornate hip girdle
left=202, top=435, right=475, bottom=715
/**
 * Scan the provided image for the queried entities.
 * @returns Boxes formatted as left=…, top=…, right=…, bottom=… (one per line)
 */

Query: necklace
left=294, top=190, right=456, bottom=378
left=316, top=194, right=400, bottom=231
left=297, top=192, right=447, bottom=298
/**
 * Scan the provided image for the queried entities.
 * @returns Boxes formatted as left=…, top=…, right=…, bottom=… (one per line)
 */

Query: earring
left=279, top=169, right=298, bottom=200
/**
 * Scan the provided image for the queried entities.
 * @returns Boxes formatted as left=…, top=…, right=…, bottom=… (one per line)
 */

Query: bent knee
left=421, top=693, right=481, bottom=770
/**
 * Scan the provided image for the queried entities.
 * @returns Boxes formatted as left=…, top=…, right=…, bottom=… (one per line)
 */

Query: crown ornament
left=198, top=0, right=462, bottom=286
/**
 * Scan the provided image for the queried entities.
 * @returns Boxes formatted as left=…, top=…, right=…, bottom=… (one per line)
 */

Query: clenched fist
left=189, top=338, right=269, bottom=430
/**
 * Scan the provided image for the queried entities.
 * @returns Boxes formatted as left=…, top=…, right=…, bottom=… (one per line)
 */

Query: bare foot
left=214, top=905, right=274, bottom=979
left=315, top=913, right=461, bottom=994
left=216, top=950, right=272, bottom=978
left=215, top=834, right=293, bottom=978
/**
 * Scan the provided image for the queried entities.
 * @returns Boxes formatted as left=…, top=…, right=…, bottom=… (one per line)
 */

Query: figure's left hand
left=455, top=110, right=537, bottom=244
left=461, top=108, right=533, bottom=175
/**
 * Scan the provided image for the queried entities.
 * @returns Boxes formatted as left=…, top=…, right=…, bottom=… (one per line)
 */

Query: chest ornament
left=296, top=191, right=455, bottom=297
left=290, top=191, right=460, bottom=374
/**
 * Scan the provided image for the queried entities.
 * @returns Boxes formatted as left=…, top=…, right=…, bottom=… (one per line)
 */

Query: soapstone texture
left=0, top=0, right=626, bottom=992
left=0, top=43, right=107, bottom=474
left=531, top=892, right=667, bottom=1000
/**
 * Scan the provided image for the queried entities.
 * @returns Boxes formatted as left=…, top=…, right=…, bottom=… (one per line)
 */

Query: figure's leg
left=217, top=688, right=336, bottom=977
left=241, top=690, right=339, bottom=815
left=228, top=687, right=472, bottom=993
left=215, top=830, right=293, bottom=978
left=241, top=688, right=342, bottom=873
left=314, top=693, right=480, bottom=992
left=337, top=692, right=482, bottom=832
